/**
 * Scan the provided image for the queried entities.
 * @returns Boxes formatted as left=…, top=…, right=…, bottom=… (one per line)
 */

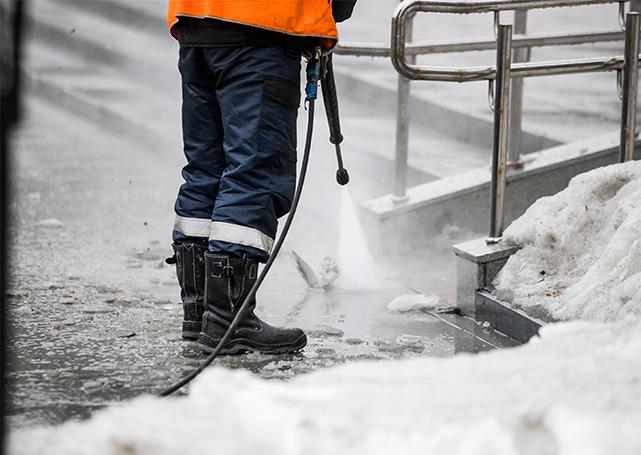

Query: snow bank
left=387, top=293, right=445, bottom=312
left=10, top=318, right=641, bottom=455
left=494, top=161, right=641, bottom=321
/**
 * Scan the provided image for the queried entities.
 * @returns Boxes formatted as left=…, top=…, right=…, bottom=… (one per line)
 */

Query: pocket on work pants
left=259, top=76, right=300, bottom=219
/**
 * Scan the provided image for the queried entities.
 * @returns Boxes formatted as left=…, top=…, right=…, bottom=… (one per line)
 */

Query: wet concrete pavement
left=6, top=95, right=516, bottom=430
left=5, top=0, right=527, bottom=430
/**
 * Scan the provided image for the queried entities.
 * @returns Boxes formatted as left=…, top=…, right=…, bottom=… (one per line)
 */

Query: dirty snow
left=9, top=317, right=641, bottom=455
left=387, top=293, right=443, bottom=312
left=494, top=161, right=641, bottom=321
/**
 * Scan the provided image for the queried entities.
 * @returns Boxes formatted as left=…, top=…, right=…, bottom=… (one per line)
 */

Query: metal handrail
left=337, top=30, right=623, bottom=57
left=391, top=0, right=628, bottom=81
left=393, top=54, right=626, bottom=81
left=334, top=1, right=638, bottom=242
left=335, top=2, right=633, bottom=202
left=387, top=0, right=639, bottom=243
left=620, top=11, right=640, bottom=161
left=392, top=0, right=618, bottom=14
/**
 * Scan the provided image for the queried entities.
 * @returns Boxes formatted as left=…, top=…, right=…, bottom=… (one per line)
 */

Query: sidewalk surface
left=7, top=0, right=623, bottom=429
left=6, top=0, right=522, bottom=429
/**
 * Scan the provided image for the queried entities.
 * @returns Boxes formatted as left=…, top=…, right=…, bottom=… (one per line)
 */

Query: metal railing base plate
left=475, top=289, right=546, bottom=344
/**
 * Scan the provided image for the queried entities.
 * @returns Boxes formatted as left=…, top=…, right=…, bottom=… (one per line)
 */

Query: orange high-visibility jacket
left=167, top=0, right=338, bottom=48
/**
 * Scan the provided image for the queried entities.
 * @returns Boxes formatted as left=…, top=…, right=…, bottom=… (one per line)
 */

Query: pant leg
left=204, top=46, right=302, bottom=262
left=173, top=47, right=226, bottom=245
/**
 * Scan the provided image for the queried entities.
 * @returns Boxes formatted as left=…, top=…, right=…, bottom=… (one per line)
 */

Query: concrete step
left=23, top=34, right=180, bottom=149
left=26, top=0, right=601, bottom=240
left=24, top=0, right=495, bottom=182
left=333, top=62, right=562, bottom=154
left=55, top=0, right=165, bottom=36
left=363, top=132, right=641, bottom=252
left=28, top=0, right=176, bottom=86
left=23, top=23, right=434, bottom=204
left=30, top=0, right=511, bottom=175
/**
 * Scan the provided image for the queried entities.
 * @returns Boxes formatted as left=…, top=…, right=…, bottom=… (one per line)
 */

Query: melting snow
left=494, top=161, right=641, bottom=321
left=9, top=318, right=641, bottom=455
left=387, top=293, right=445, bottom=312
left=9, top=163, right=641, bottom=455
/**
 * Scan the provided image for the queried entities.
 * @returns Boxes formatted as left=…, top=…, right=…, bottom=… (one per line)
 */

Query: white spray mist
left=335, top=187, right=384, bottom=290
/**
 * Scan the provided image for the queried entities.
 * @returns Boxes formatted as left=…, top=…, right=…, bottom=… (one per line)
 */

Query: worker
left=165, top=1, right=357, bottom=355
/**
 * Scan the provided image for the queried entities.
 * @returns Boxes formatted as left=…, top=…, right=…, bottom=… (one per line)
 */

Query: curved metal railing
left=391, top=0, right=625, bottom=81
left=388, top=0, right=639, bottom=242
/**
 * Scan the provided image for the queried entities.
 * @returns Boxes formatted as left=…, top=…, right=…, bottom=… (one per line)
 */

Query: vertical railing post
left=620, top=12, right=640, bottom=162
left=487, top=23, right=513, bottom=244
left=508, top=10, right=528, bottom=167
left=392, top=6, right=414, bottom=202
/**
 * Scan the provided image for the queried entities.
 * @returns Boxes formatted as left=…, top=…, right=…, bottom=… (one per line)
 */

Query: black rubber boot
left=166, top=243, right=207, bottom=340
left=198, top=253, right=307, bottom=355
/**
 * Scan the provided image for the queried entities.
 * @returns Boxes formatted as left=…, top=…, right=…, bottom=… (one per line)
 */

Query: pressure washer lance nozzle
left=336, top=168, right=350, bottom=186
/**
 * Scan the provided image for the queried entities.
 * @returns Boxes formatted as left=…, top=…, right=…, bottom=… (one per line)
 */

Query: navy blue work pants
left=173, top=46, right=302, bottom=262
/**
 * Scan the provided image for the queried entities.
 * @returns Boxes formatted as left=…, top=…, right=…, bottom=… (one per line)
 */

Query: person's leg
left=196, top=45, right=306, bottom=354
left=170, top=47, right=226, bottom=339
left=208, top=45, right=301, bottom=262
left=173, top=47, right=226, bottom=244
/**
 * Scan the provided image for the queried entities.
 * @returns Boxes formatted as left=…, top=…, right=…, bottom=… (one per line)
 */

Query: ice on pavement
left=10, top=317, right=641, bottom=455
left=494, top=161, right=641, bottom=321
left=387, top=293, right=443, bottom=312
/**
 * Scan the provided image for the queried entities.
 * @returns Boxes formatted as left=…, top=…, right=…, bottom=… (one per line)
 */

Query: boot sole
left=197, top=333, right=307, bottom=356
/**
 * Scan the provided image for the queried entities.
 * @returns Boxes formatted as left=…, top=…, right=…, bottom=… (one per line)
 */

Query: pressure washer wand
left=321, top=54, right=349, bottom=186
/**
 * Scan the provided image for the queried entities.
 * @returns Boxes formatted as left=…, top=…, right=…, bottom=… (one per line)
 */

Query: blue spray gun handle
left=305, top=48, right=321, bottom=103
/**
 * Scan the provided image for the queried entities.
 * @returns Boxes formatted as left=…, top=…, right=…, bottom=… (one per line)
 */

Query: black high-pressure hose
left=159, top=52, right=323, bottom=397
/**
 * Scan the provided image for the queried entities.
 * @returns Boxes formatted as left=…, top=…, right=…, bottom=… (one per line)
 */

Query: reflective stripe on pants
left=173, top=216, right=274, bottom=255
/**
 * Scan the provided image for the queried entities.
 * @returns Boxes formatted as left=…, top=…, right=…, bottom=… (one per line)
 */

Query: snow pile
left=494, top=161, right=641, bottom=321
left=10, top=318, right=641, bottom=455
left=387, top=293, right=444, bottom=312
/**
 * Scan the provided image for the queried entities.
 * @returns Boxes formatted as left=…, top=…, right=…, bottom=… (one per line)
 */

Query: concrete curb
left=363, top=132, right=641, bottom=250
left=453, top=237, right=547, bottom=344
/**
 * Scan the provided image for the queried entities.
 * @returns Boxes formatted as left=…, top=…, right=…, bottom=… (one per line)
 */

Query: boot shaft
left=204, top=253, right=259, bottom=317
left=169, top=243, right=207, bottom=320
left=199, top=253, right=307, bottom=355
